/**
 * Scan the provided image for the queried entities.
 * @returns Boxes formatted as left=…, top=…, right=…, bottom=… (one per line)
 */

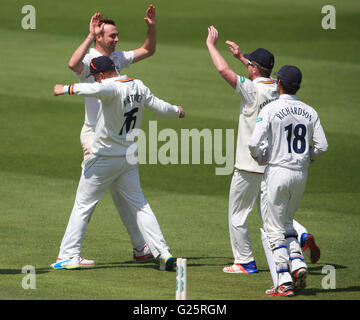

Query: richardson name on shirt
left=275, top=105, right=313, bottom=122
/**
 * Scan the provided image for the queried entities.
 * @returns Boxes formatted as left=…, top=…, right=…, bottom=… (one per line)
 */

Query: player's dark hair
left=252, top=61, right=272, bottom=78
left=95, top=18, right=116, bottom=42
left=99, top=18, right=116, bottom=26
left=97, top=18, right=116, bottom=37
left=279, top=80, right=300, bottom=94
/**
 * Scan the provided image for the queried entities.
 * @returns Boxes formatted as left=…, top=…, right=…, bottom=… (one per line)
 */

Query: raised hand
left=144, top=4, right=157, bottom=27
left=89, top=12, right=105, bottom=38
left=225, top=40, right=243, bottom=60
left=206, top=25, right=218, bottom=47
left=89, top=13, right=101, bottom=36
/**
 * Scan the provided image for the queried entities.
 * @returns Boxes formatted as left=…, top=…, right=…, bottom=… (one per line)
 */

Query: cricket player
left=66, top=6, right=157, bottom=266
left=206, top=26, right=320, bottom=274
left=249, top=65, right=328, bottom=296
left=51, top=56, right=185, bottom=271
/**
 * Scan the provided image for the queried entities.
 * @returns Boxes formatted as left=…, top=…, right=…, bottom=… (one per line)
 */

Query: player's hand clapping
left=144, top=4, right=157, bottom=27
left=89, top=12, right=105, bottom=39
left=225, top=40, right=243, bottom=60
left=206, top=25, right=218, bottom=47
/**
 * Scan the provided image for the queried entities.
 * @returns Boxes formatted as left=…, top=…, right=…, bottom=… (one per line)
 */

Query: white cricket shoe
left=50, top=256, right=81, bottom=270
left=133, top=244, right=154, bottom=263
left=50, top=257, right=95, bottom=269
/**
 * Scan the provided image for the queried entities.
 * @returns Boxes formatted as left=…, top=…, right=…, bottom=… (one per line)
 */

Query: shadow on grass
left=307, top=263, right=348, bottom=275
left=299, top=286, right=360, bottom=297
left=81, top=256, right=234, bottom=272
left=0, top=268, right=51, bottom=275
left=296, top=286, right=360, bottom=297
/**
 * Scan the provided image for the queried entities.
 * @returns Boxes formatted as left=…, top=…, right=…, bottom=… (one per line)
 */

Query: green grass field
left=0, top=0, right=359, bottom=302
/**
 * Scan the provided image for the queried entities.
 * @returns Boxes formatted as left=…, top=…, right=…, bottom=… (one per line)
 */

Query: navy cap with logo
left=274, top=65, right=302, bottom=88
left=90, top=56, right=116, bottom=75
left=244, top=48, right=275, bottom=69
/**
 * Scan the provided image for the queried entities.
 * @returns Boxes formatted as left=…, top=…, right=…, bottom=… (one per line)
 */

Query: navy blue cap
left=274, top=65, right=302, bottom=88
left=90, top=56, right=116, bottom=74
left=244, top=48, right=274, bottom=69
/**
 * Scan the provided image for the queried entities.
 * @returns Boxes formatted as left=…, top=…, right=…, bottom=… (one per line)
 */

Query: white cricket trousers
left=228, top=169, right=311, bottom=266
left=261, top=165, right=308, bottom=285
left=58, top=155, right=170, bottom=260
left=80, top=124, right=148, bottom=251
left=228, top=169, right=263, bottom=264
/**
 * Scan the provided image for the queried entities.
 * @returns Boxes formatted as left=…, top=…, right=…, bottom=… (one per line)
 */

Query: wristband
left=64, top=85, right=75, bottom=95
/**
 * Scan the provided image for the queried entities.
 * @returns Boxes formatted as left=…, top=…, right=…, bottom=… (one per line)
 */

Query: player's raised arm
left=132, top=4, right=157, bottom=63
left=206, top=26, right=237, bottom=89
left=68, top=13, right=105, bottom=74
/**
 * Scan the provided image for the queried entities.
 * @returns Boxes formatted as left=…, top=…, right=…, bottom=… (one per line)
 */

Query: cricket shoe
left=301, top=233, right=320, bottom=264
left=133, top=244, right=154, bottom=263
left=222, top=261, right=258, bottom=274
left=50, top=257, right=95, bottom=269
left=50, top=256, right=81, bottom=270
left=159, top=255, right=176, bottom=271
left=292, top=267, right=307, bottom=290
left=265, top=283, right=295, bottom=297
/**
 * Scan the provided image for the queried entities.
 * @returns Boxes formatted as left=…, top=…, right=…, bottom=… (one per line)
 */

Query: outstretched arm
left=143, top=86, right=184, bottom=118
left=206, top=26, right=237, bottom=89
left=68, top=13, right=105, bottom=74
left=54, top=82, right=114, bottom=100
left=147, top=96, right=185, bottom=118
left=132, top=4, right=157, bottom=63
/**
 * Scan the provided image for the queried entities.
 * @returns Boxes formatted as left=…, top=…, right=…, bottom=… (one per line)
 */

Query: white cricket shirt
left=74, top=48, right=134, bottom=127
left=248, top=94, right=328, bottom=170
left=71, top=76, right=180, bottom=157
left=234, top=76, right=279, bottom=173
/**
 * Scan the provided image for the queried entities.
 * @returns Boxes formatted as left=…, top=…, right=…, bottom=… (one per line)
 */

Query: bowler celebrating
left=68, top=5, right=157, bottom=265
